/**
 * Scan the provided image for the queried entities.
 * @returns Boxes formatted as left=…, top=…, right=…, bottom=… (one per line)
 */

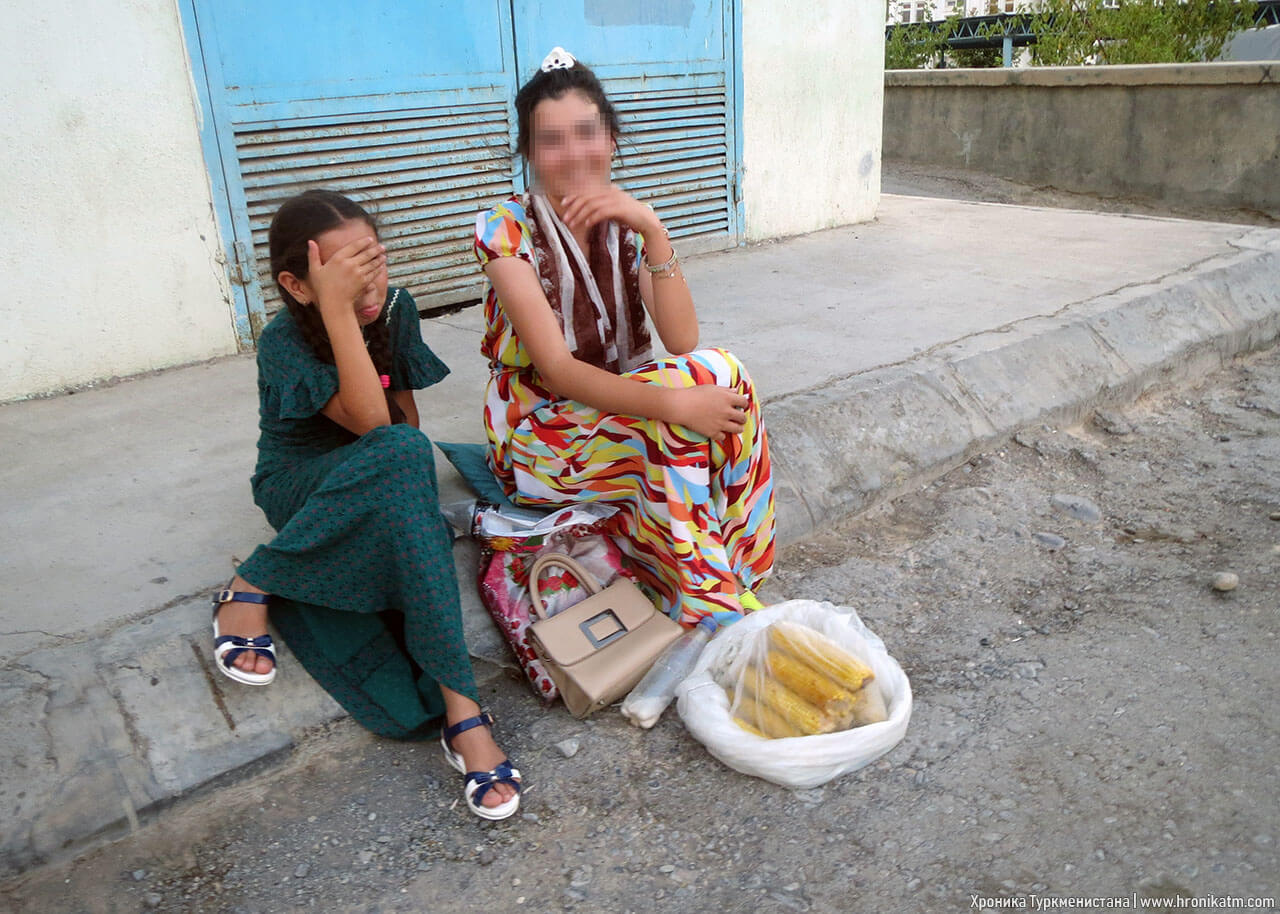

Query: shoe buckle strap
left=212, top=590, right=272, bottom=606
left=443, top=710, right=496, bottom=743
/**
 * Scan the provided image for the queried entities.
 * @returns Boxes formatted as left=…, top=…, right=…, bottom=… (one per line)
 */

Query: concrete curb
left=4, top=234, right=1279, bottom=878
left=0, top=543, right=513, bottom=877
left=767, top=246, right=1280, bottom=543
left=0, top=597, right=342, bottom=875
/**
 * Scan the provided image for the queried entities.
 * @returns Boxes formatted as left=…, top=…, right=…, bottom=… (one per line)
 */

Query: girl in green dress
left=211, top=189, right=522, bottom=820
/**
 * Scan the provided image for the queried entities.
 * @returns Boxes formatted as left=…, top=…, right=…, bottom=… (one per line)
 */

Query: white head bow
left=541, top=47, right=576, bottom=72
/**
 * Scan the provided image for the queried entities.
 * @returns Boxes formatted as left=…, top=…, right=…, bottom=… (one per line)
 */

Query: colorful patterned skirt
left=498, top=348, right=775, bottom=627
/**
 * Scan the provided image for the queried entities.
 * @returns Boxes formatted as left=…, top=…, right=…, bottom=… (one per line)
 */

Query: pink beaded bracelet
left=379, top=374, right=390, bottom=389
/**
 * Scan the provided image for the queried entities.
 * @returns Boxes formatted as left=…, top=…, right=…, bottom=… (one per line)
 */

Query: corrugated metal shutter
left=229, top=78, right=734, bottom=332
left=609, top=75, right=735, bottom=256
left=234, top=100, right=515, bottom=325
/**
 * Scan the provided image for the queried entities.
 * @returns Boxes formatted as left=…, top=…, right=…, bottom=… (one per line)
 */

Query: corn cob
left=732, top=717, right=769, bottom=739
left=765, top=648, right=856, bottom=719
left=741, top=664, right=837, bottom=735
left=767, top=621, right=875, bottom=693
left=728, top=687, right=803, bottom=739
left=848, top=680, right=889, bottom=726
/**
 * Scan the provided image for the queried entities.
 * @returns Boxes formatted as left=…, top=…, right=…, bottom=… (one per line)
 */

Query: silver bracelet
left=643, top=246, right=678, bottom=275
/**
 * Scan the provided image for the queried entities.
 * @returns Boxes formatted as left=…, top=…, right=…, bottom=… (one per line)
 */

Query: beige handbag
left=526, top=552, right=683, bottom=719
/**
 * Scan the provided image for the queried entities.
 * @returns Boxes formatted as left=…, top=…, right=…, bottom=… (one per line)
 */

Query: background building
left=887, top=0, right=1030, bottom=23
left=0, top=1, right=884, bottom=402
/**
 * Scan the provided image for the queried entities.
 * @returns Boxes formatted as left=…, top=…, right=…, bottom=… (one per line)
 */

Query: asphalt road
left=4, top=350, right=1278, bottom=914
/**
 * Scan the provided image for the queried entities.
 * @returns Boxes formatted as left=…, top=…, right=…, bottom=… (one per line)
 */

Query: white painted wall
left=0, top=0, right=236, bottom=402
left=741, top=2, right=885, bottom=242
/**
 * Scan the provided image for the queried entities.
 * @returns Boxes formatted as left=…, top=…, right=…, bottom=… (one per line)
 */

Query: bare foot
left=214, top=575, right=274, bottom=676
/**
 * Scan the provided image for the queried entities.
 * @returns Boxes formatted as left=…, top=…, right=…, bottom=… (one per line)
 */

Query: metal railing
left=885, top=0, right=1279, bottom=66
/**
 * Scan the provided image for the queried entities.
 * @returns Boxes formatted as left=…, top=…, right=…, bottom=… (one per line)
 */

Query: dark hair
left=267, top=189, right=404, bottom=424
left=514, top=60, right=620, bottom=158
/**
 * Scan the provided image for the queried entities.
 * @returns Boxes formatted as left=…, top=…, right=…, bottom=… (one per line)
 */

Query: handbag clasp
left=580, top=608, right=628, bottom=649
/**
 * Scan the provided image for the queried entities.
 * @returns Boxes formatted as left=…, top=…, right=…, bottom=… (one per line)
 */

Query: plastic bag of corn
left=676, top=600, right=912, bottom=788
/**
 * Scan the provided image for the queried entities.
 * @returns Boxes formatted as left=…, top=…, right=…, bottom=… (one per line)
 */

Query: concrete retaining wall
left=883, top=62, right=1280, bottom=217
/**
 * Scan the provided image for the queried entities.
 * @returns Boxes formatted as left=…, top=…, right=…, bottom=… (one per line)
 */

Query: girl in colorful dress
left=475, top=50, right=776, bottom=628
left=211, top=189, right=522, bottom=820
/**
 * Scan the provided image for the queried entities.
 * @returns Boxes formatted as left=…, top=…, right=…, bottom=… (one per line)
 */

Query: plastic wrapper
left=676, top=600, right=912, bottom=788
left=728, top=619, right=885, bottom=737
left=440, top=498, right=549, bottom=538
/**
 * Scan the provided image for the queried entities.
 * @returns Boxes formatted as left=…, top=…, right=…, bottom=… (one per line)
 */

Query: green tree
left=886, top=12, right=984, bottom=69
left=886, top=12, right=1037, bottom=69
left=1027, top=0, right=1259, bottom=66
left=885, top=21, right=944, bottom=69
left=948, top=45, right=1004, bottom=67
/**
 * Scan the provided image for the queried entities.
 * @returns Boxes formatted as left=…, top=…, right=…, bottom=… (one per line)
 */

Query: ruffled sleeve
left=256, top=311, right=339, bottom=420
left=474, top=198, right=535, bottom=268
left=387, top=287, right=450, bottom=391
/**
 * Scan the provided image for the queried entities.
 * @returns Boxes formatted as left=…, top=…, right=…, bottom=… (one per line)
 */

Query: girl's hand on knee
left=308, top=236, right=387, bottom=318
left=664, top=385, right=748, bottom=439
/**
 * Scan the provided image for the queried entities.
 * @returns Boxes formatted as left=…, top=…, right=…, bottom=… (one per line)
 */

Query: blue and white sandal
left=211, top=589, right=277, bottom=686
left=441, top=711, right=522, bottom=821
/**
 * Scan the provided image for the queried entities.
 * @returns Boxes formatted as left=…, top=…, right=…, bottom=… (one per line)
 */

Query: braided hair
left=268, top=189, right=405, bottom=425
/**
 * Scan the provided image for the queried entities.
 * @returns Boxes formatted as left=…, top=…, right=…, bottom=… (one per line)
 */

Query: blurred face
left=528, top=90, right=614, bottom=200
left=313, top=218, right=388, bottom=325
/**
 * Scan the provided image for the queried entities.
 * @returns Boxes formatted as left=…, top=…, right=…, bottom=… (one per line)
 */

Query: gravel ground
left=4, top=350, right=1279, bottom=914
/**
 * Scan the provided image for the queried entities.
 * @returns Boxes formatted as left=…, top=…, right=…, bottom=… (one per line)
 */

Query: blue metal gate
left=181, top=0, right=737, bottom=346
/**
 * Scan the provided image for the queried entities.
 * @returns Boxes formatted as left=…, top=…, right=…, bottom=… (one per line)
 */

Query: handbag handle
left=527, top=551, right=605, bottom=622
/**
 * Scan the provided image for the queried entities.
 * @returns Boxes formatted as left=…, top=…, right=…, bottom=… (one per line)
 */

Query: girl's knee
left=692, top=348, right=754, bottom=393
left=359, top=424, right=436, bottom=467
left=364, top=422, right=429, bottom=447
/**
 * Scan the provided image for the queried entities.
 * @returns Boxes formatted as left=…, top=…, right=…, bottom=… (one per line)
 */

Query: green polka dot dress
left=236, top=289, right=475, bottom=739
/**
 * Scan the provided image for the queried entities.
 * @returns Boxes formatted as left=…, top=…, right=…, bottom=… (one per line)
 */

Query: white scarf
left=529, top=193, right=649, bottom=372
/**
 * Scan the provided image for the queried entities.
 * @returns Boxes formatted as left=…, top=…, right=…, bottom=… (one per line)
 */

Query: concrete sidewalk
left=3, top=194, right=1279, bottom=876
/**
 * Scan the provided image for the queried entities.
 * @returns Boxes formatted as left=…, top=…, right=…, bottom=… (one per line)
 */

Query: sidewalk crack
left=0, top=629, right=72, bottom=641
left=426, top=316, right=483, bottom=335
left=189, top=641, right=237, bottom=732
left=9, top=586, right=221, bottom=663
left=8, top=662, right=54, bottom=685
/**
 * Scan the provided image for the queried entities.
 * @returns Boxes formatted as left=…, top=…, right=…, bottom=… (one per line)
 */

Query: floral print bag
left=473, top=504, right=637, bottom=703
